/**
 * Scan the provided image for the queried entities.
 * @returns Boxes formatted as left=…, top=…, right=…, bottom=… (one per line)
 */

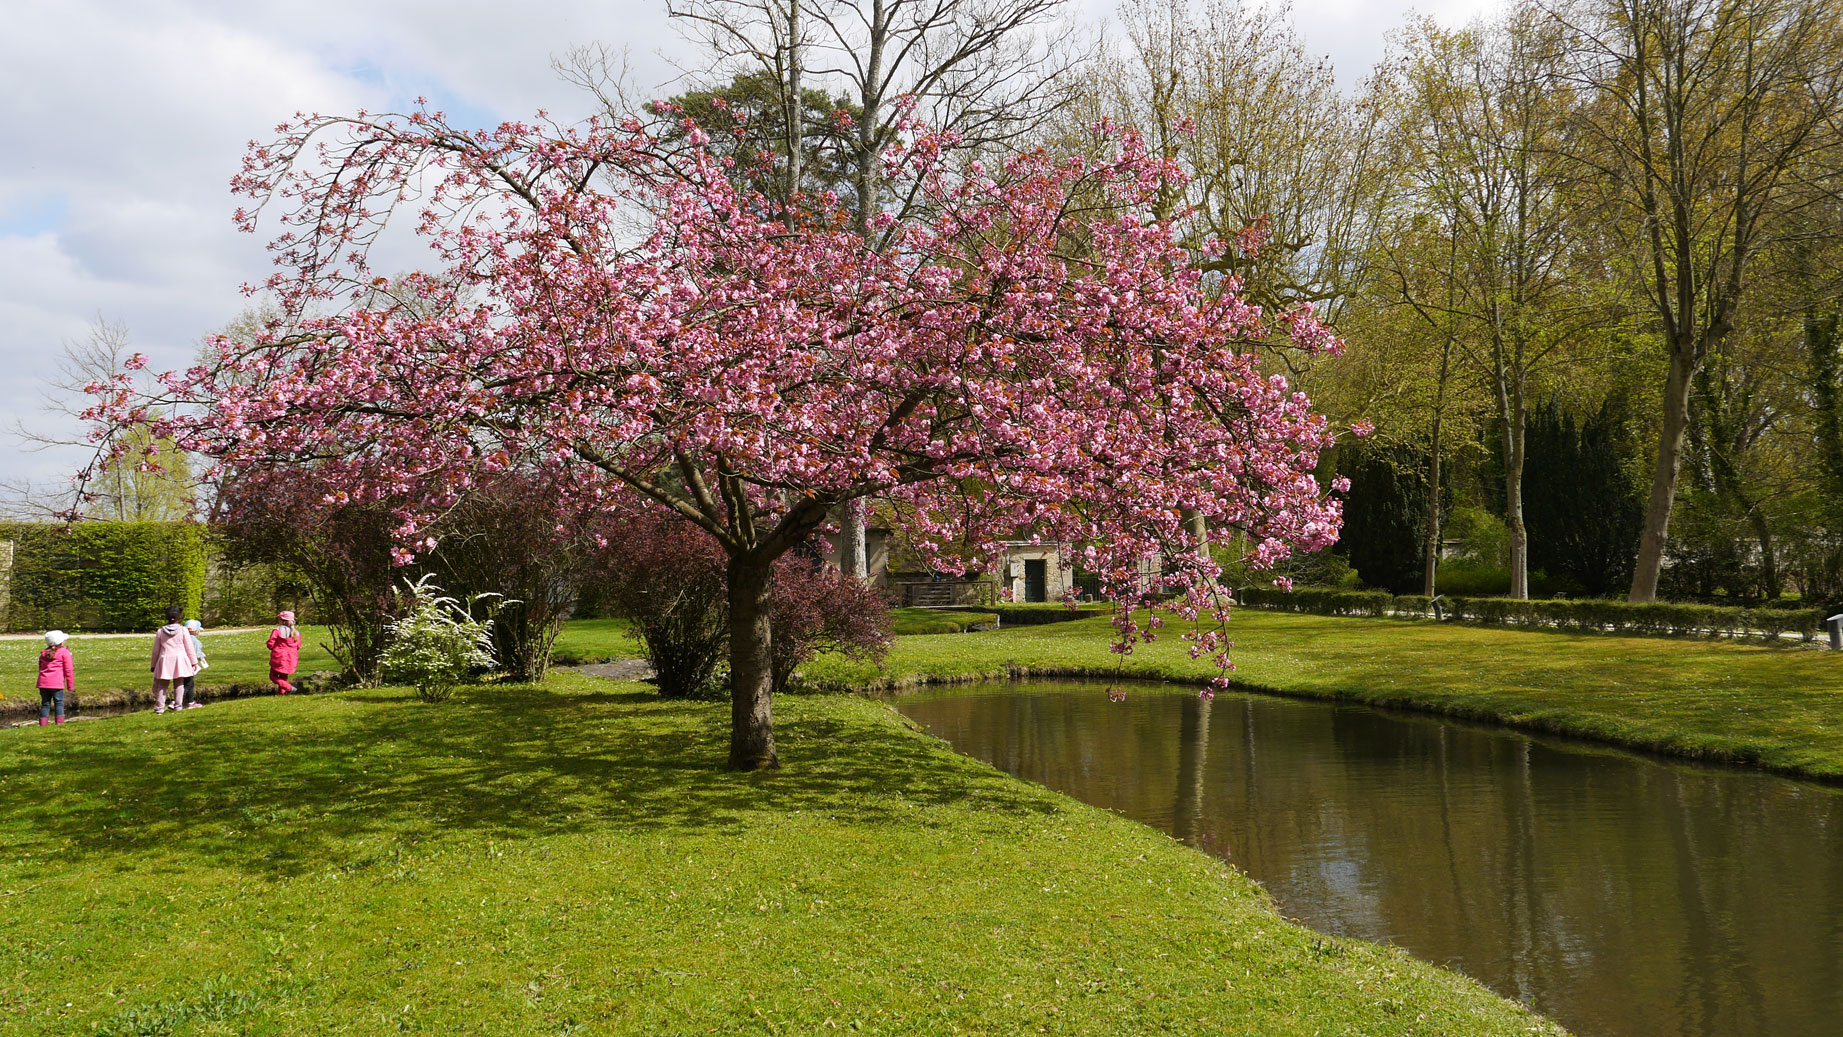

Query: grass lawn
left=889, top=608, right=999, bottom=635
left=550, top=617, right=640, bottom=665
left=0, top=673, right=1558, bottom=1035
left=1, top=627, right=342, bottom=712
left=805, top=610, right=1843, bottom=781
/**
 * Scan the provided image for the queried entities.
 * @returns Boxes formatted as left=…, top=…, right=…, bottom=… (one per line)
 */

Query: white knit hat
left=44, top=630, right=68, bottom=647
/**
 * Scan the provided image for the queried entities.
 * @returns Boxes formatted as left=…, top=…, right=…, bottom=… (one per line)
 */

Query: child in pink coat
left=267, top=611, right=301, bottom=695
left=37, top=630, right=74, bottom=726
left=151, top=605, right=201, bottom=714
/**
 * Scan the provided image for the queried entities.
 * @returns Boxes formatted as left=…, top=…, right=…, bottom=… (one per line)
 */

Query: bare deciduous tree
left=1095, top=0, right=1386, bottom=327
left=1383, top=7, right=1601, bottom=599
left=5, top=317, right=193, bottom=523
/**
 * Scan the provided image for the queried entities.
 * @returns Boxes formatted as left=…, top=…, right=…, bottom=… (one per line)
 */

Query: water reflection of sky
left=895, top=682, right=1843, bottom=1037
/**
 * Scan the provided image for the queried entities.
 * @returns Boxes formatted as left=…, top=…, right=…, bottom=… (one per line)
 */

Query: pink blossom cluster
left=86, top=103, right=1348, bottom=688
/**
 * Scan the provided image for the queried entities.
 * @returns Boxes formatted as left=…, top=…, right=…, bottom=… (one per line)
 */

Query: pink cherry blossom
left=84, top=104, right=1347, bottom=769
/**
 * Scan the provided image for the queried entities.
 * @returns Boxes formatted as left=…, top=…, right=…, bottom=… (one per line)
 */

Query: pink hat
left=278, top=610, right=296, bottom=624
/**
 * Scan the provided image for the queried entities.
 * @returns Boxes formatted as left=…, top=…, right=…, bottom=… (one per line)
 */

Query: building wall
left=1002, top=544, right=1073, bottom=603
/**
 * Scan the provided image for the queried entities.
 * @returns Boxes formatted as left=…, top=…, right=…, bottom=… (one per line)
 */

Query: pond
left=892, top=681, right=1843, bottom=1037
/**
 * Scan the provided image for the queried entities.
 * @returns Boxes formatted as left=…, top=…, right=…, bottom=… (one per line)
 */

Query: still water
left=892, top=681, right=1843, bottom=1037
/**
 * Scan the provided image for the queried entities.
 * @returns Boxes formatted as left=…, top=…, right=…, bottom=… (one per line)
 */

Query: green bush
left=1436, top=558, right=1510, bottom=596
left=1444, top=506, right=1509, bottom=568
left=379, top=576, right=501, bottom=703
left=2, top=522, right=205, bottom=632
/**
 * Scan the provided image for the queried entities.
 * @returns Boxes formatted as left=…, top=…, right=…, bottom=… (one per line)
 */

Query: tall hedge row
left=0, top=522, right=205, bottom=632
left=1235, top=585, right=1833, bottom=643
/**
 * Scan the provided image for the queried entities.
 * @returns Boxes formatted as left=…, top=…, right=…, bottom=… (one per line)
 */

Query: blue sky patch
left=0, top=190, right=70, bottom=238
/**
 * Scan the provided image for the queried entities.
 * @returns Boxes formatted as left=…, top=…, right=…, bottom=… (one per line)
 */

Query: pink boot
left=54, top=716, right=65, bottom=725
left=38, top=717, right=48, bottom=727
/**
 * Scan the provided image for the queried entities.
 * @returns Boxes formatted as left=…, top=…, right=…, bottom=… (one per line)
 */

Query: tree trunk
left=1809, top=308, right=1843, bottom=501
left=1185, top=510, right=1208, bottom=561
left=1748, top=507, right=1780, bottom=600
left=783, top=0, right=802, bottom=207
left=726, top=554, right=778, bottom=770
left=1630, top=355, right=1695, bottom=602
left=1492, top=349, right=1529, bottom=601
left=1423, top=411, right=1444, bottom=598
left=838, top=500, right=869, bottom=580
left=1505, top=402, right=1528, bottom=600
left=839, top=6, right=882, bottom=581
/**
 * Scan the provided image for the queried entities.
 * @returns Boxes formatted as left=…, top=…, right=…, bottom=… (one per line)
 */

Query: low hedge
left=1235, top=585, right=1833, bottom=643
left=937, top=603, right=1113, bottom=626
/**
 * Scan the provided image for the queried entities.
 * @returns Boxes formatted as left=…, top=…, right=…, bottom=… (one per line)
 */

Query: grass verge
left=0, top=673, right=1559, bottom=1034
left=808, top=610, right=1843, bottom=781
left=1, top=627, right=341, bottom=717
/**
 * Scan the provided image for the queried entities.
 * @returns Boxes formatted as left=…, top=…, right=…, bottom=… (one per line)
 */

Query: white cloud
left=0, top=0, right=1501, bottom=485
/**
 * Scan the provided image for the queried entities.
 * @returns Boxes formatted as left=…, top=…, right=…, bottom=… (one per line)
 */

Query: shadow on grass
left=0, top=681, right=1059, bottom=879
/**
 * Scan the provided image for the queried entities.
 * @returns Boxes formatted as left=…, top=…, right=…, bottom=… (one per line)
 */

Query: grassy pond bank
left=807, top=609, right=1843, bottom=783
left=8, top=608, right=1837, bottom=1031
left=0, top=673, right=1558, bottom=1034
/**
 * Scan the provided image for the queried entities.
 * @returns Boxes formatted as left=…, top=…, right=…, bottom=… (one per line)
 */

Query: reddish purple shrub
left=593, top=512, right=891, bottom=698
left=770, top=555, right=892, bottom=695
left=593, top=512, right=731, bottom=699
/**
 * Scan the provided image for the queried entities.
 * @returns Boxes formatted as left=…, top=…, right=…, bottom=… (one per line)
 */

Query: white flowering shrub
left=380, top=575, right=502, bottom=702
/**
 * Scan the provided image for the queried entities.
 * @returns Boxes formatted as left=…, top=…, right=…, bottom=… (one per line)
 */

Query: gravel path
left=564, top=659, right=655, bottom=682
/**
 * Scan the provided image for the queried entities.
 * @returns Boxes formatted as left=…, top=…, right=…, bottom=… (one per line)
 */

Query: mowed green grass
left=889, top=608, right=998, bottom=635
left=806, top=610, right=1843, bottom=780
left=549, top=617, right=640, bottom=665
left=0, top=674, right=1557, bottom=1035
left=1, top=627, right=341, bottom=703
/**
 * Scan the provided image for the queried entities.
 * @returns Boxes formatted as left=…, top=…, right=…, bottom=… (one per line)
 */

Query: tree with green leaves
left=1555, top=0, right=1843, bottom=601
left=1386, top=6, right=1600, bottom=600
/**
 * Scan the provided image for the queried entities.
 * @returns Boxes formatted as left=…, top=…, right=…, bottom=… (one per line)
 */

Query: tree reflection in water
left=895, top=681, right=1843, bottom=1037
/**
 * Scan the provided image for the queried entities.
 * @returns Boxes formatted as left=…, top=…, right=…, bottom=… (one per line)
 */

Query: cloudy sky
left=0, top=0, right=1502, bottom=486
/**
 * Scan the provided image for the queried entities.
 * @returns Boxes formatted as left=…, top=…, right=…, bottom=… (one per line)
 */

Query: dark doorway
left=1024, top=559, right=1048, bottom=602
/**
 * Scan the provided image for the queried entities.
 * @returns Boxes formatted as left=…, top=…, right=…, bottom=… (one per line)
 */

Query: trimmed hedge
left=1, top=522, right=205, bottom=633
left=1236, top=585, right=1833, bottom=644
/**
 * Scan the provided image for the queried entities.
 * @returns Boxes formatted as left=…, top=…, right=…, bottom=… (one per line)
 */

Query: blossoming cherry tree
left=90, top=106, right=1347, bottom=769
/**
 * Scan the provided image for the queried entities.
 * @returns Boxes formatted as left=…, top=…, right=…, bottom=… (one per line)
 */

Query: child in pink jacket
left=267, top=611, right=301, bottom=695
left=37, top=630, right=73, bottom=727
left=151, top=605, right=201, bottom=714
